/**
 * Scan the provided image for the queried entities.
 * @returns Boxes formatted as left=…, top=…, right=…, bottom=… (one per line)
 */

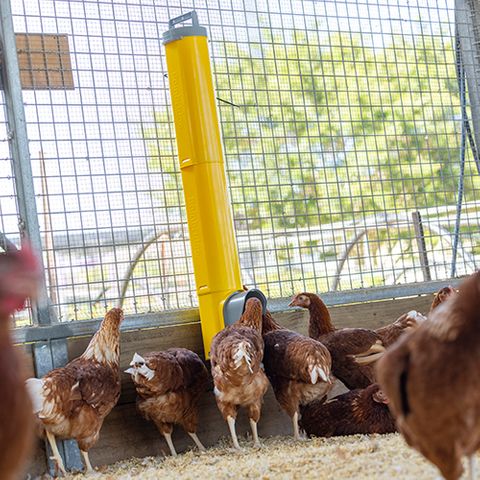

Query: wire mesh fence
left=1, top=0, right=479, bottom=325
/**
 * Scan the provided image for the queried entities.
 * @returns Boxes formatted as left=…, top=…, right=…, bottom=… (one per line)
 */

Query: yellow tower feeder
left=163, top=11, right=266, bottom=357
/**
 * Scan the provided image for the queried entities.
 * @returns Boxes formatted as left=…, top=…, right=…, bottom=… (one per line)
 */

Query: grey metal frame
left=457, top=0, right=480, bottom=154
left=0, top=0, right=53, bottom=326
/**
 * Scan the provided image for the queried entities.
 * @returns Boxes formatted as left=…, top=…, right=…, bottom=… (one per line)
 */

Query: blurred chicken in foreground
left=0, top=244, right=40, bottom=480
left=26, top=307, right=124, bottom=475
left=377, top=271, right=480, bottom=480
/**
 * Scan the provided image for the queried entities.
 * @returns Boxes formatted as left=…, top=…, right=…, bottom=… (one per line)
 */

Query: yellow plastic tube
left=163, top=12, right=243, bottom=357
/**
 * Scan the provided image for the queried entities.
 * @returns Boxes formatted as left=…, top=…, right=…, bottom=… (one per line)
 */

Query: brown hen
left=210, top=297, right=269, bottom=449
left=377, top=271, right=480, bottom=480
left=290, top=292, right=384, bottom=389
left=262, top=310, right=333, bottom=440
left=429, top=285, right=458, bottom=313
left=26, top=307, right=124, bottom=475
left=374, top=285, right=456, bottom=349
left=375, top=310, right=426, bottom=348
left=299, top=383, right=395, bottom=438
left=0, top=245, right=40, bottom=480
left=126, top=348, right=209, bottom=456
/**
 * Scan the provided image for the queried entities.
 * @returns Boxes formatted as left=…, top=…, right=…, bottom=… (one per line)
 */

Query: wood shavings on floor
left=64, top=434, right=469, bottom=479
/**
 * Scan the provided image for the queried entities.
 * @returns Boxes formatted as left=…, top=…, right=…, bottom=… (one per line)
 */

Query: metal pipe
left=412, top=211, right=432, bottom=282
left=163, top=11, right=243, bottom=356
left=456, top=0, right=480, bottom=170
left=0, top=0, right=53, bottom=325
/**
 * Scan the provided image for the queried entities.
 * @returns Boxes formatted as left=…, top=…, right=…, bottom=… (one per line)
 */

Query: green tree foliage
left=145, top=30, right=478, bottom=230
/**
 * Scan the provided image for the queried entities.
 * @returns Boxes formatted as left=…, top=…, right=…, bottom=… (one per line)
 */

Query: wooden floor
left=23, top=294, right=433, bottom=476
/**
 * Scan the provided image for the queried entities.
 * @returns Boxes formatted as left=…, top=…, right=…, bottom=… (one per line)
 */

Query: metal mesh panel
left=5, top=0, right=479, bottom=322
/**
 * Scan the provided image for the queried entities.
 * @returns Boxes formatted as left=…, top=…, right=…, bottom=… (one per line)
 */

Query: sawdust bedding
left=61, top=433, right=475, bottom=480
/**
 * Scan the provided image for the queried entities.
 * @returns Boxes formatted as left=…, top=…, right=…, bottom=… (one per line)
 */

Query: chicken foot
left=226, top=415, right=241, bottom=450
left=46, top=430, right=67, bottom=476
left=187, top=432, right=206, bottom=452
left=249, top=418, right=261, bottom=447
left=80, top=450, right=94, bottom=473
left=162, top=432, right=178, bottom=457
left=469, top=455, right=477, bottom=480
left=292, top=412, right=304, bottom=441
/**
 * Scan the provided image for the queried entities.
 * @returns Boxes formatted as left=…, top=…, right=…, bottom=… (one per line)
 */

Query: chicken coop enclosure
left=1, top=0, right=480, bottom=475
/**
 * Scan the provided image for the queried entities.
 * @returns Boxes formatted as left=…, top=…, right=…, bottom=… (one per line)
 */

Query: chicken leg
left=469, top=455, right=477, bottom=480
left=46, top=430, right=66, bottom=476
left=292, top=412, right=301, bottom=440
left=188, top=432, right=206, bottom=452
left=227, top=415, right=241, bottom=450
left=162, top=432, right=177, bottom=457
left=249, top=418, right=261, bottom=447
left=80, top=450, right=94, bottom=473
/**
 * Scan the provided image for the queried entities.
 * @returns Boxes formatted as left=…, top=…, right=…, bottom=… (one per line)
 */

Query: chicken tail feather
left=233, top=341, right=254, bottom=373
left=25, top=377, right=45, bottom=414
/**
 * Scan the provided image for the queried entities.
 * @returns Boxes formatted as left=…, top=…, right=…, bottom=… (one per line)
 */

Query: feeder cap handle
left=169, top=11, right=199, bottom=28
left=163, top=10, right=207, bottom=44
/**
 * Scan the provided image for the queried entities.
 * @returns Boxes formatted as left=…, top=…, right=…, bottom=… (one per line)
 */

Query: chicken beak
left=288, top=298, right=297, bottom=307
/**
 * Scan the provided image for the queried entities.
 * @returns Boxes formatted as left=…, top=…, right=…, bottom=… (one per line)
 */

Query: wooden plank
left=15, top=343, right=35, bottom=377
left=15, top=33, right=74, bottom=90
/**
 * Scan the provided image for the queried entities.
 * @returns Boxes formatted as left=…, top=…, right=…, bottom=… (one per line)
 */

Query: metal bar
left=412, top=211, right=432, bottom=282
left=0, top=0, right=53, bottom=325
left=456, top=0, right=480, bottom=160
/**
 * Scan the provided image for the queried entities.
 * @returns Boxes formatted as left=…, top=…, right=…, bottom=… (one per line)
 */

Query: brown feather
left=262, top=310, right=332, bottom=418
left=32, top=308, right=123, bottom=452
left=0, top=323, right=34, bottom=480
left=210, top=298, right=269, bottom=422
left=291, top=293, right=383, bottom=389
left=375, top=311, right=426, bottom=348
left=0, top=246, right=39, bottom=480
left=299, top=383, right=396, bottom=437
left=131, top=348, right=209, bottom=435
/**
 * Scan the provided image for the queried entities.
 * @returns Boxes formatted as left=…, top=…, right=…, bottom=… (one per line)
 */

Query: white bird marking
left=233, top=341, right=253, bottom=373
left=131, top=352, right=146, bottom=366
left=309, top=365, right=330, bottom=384
left=137, top=364, right=155, bottom=381
left=25, top=378, right=45, bottom=414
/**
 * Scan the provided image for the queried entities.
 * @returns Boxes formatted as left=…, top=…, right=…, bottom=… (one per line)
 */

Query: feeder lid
left=163, top=11, right=207, bottom=44
left=223, top=288, right=268, bottom=327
